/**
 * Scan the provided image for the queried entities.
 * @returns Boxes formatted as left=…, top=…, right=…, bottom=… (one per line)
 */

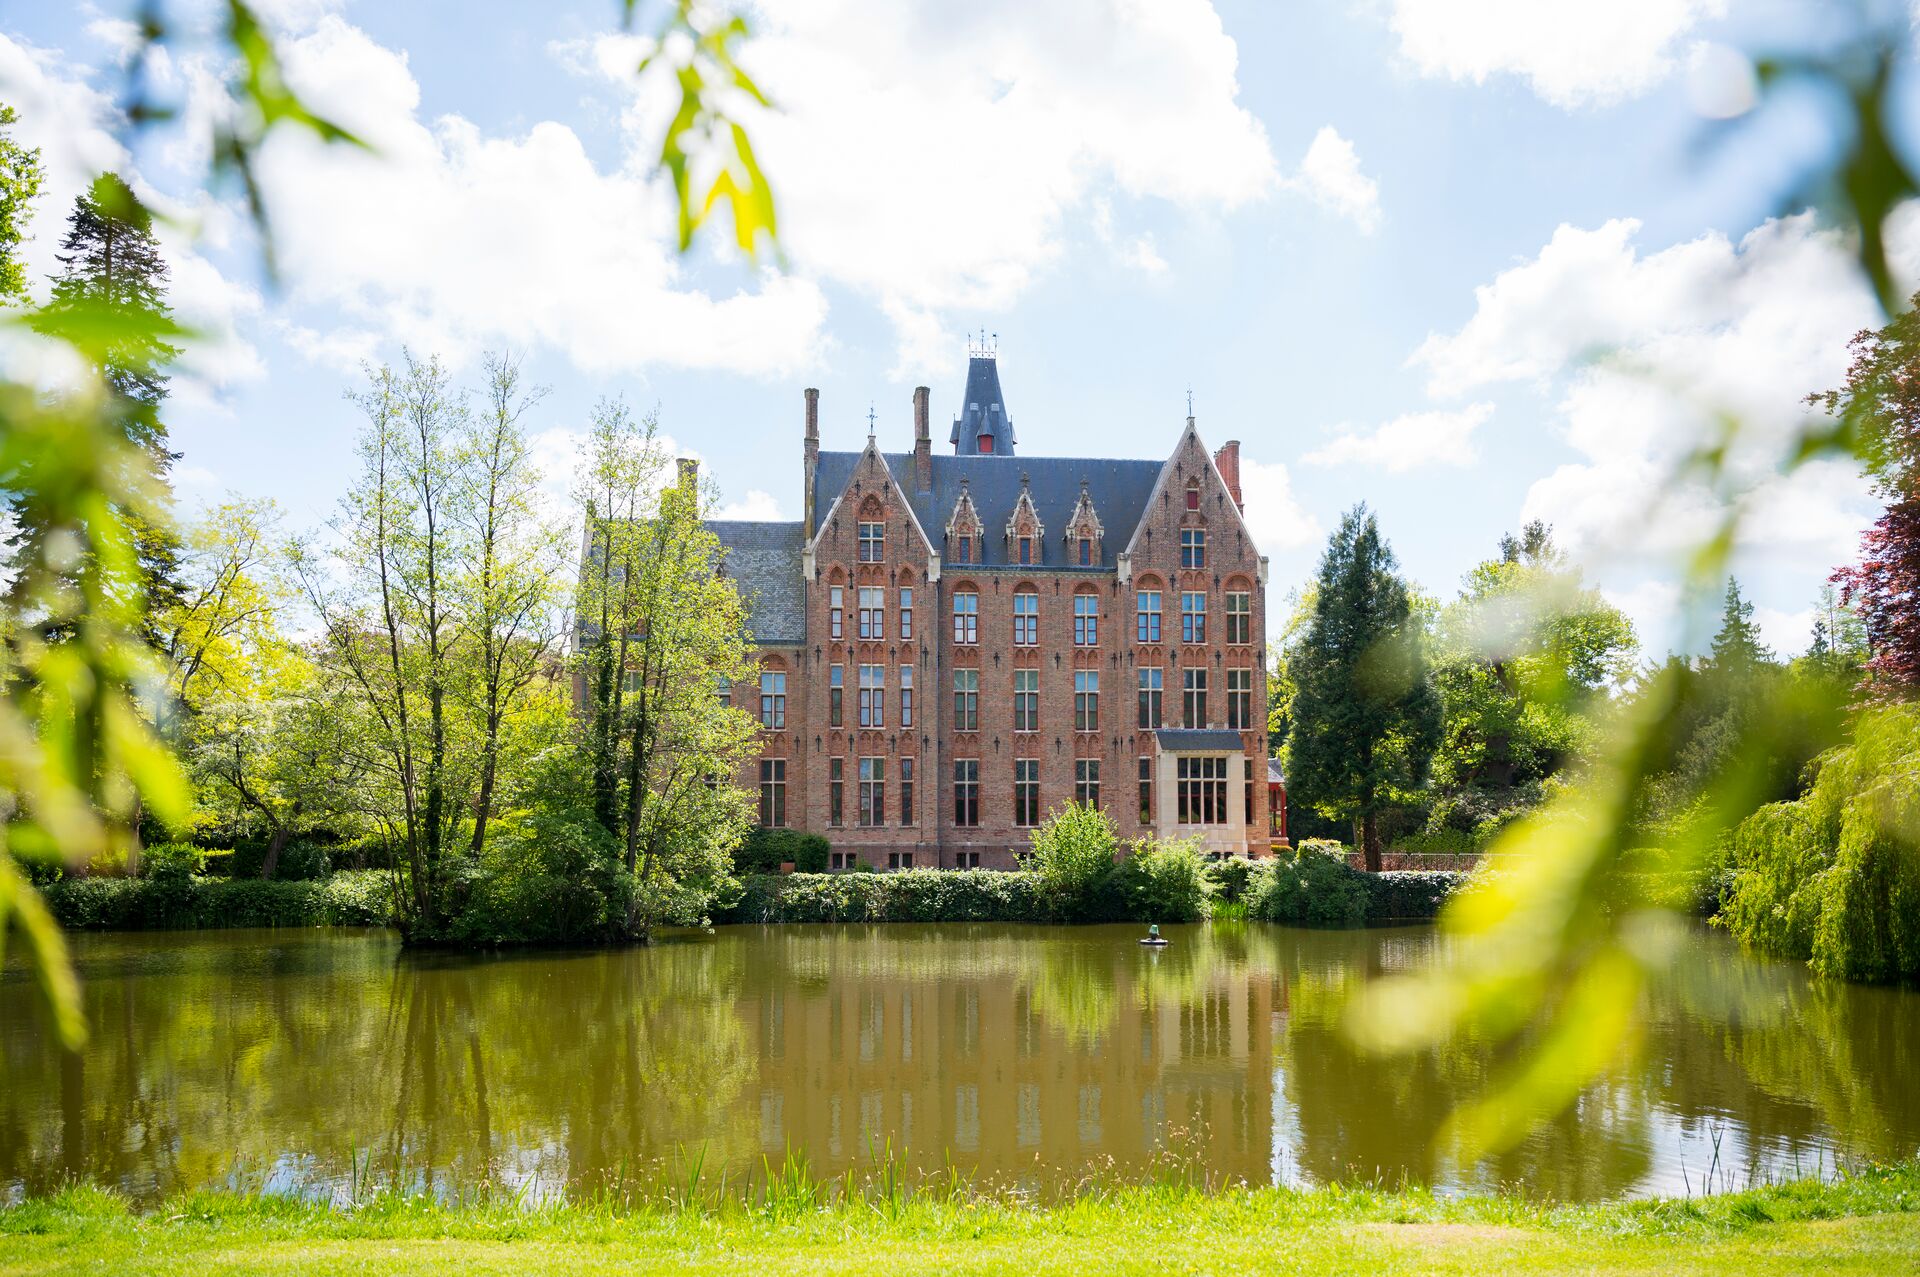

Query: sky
left=4, top=0, right=1918, bottom=658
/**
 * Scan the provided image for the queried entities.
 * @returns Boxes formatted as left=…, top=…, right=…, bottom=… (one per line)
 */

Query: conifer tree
left=1285, top=505, right=1440, bottom=871
left=22, top=176, right=184, bottom=627
left=1708, top=579, right=1771, bottom=676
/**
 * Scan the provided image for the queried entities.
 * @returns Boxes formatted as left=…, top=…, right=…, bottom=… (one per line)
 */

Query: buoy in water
left=1139, top=924, right=1169, bottom=947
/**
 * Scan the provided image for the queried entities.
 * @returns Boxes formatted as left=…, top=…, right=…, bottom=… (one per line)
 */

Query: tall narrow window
left=858, top=757, right=885, bottom=827
left=1137, top=668, right=1163, bottom=728
left=957, top=534, right=971, bottom=564
left=1138, top=757, right=1153, bottom=823
left=1182, top=592, right=1207, bottom=644
left=1074, top=670, right=1099, bottom=732
left=1074, top=594, right=1098, bottom=646
left=857, top=587, right=883, bottom=640
left=759, top=672, right=786, bottom=728
left=953, top=592, right=978, bottom=644
left=899, top=665, right=914, bottom=728
left=1137, top=590, right=1161, bottom=643
left=1181, top=528, right=1206, bottom=568
left=1177, top=756, right=1228, bottom=824
left=1014, top=758, right=1039, bottom=827
left=858, top=521, right=885, bottom=562
left=759, top=759, right=786, bottom=827
left=1227, top=668, right=1252, bottom=730
left=953, top=668, right=979, bottom=732
left=1013, top=669, right=1039, bottom=732
left=1079, top=537, right=1093, bottom=566
left=858, top=664, right=884, bottom=728
left=1186, top=484, right=1200, bottom=511
left=1018, top=535, right=1033, bottom=565
left=1183, top=668, right=1208, bottom=728
left=1244, top=758, right=1256, bottom=833
left=829, top=664, right=844, bottom=727
left=900, top=757, right=915, bottom=826
left=1013, top=590, right=1039, bottom=645
left=954, top=759, right=979, bottom=827
left=829, top=757, right=845, bottom=826
left=1075, top=758, right=1101, bottom=807
left=1226, top=591, right=1251, bottom=645
left=829, top=585, right=844, bottom=640
left=899, top=588, right=913, bottom=640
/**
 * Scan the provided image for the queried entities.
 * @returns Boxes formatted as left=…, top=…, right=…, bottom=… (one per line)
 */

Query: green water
left=2, top=922, right=1915, bottom=1205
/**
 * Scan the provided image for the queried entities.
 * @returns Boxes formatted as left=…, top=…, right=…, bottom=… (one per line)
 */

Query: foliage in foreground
left=1719, top=702, right=1920, bottom=982
left=3, top=1161, right=1919, bottom=1277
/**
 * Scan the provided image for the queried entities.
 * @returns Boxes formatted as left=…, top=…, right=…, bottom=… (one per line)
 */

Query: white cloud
left=716, top=490, right=787, bottom=521
left=280, top=322, right=382, bottom=374
left=1091, top=198, right=1170, bottom=276
left=1289, top=126, right=1380, bottom=233
left=1415, top=213, right=1886, bottom=566
left=1238, top=456, right=1321, bottom=554
left=250, top=16, right=827, bottom=379
left=1753, top=605, right=1813, bottom=658
left=567, top=0, right=1276, bottom=378
left=1387, top=0, right=1727, bottom=108
left=1302, top=402, right=1490, bottom=470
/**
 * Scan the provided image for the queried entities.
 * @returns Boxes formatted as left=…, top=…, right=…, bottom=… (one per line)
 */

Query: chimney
left=677, top=457, right=699, bottom=492
left=803, top=387, right=820, bottom=539
left=912, top=386, right=932, bottom=492
left=1214, top=440, right=1243, bottom=512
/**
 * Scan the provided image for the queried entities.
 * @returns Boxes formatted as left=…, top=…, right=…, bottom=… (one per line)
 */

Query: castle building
left=710, top=346, right=1274, bottom=869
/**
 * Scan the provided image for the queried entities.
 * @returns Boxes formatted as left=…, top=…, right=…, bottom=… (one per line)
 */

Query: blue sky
left=4, top=0, right=1917, bottom=657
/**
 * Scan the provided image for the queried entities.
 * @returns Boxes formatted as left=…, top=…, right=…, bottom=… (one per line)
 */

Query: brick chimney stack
left=803, top=387, right=820, bottom=538
left=1214, top=440, right=1243, bottom=511
left=676, top=456, right=699, bottom=494
left=912, top=386, right=932, bottom=492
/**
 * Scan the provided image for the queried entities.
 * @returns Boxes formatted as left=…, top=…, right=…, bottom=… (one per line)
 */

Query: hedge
left=1248, top=844, right=1471, bottom=927
left=722, top=869, right=1043, bottom=924
left=44, top=871, right=394, bottom=931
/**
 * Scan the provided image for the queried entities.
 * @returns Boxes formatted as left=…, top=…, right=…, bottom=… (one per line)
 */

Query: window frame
left=1226, top=591, right=1251, bottom=645
left=829, top=756, right=845, bottom=827
left=1176, top=755, right=1229, bottom=825
left=953, top=591, right=979, bottom=644
left=1075, top=757, right=1100, bottom=807
left=1074, top=669, right=1099, bottom=732
left=1137, top=590, right=1161, bottom=643
left=829, top=584, right=844, bottom=640
left=858, top=756, right=886, bottom=828
left=1013, top=668, right=1039, bottom=733
left=1137, top=667, right=1163, bottom=728
left=829, top=663, right=844, bottom=727
left=1182, top=667, right=1208, bottom=728
left=759, top=671, right=787, bottom=729
left=1073, top=593, right=1099, bottom=646
left=857, top=586, right=884, bottom=640
left=1227, top=667, right=1252, bottom=731
left=1013, top=590, right=1039, bottom=646
left=759, top=758, right=786, bottom=828
left=954, top=759, right=980, bottom=827
left=1181, top=528, right=1206, bottom=569
left=858, top=663, right=884, bottom=728
left=1182, top=591, right=1207, bottom=644
left=857, top=521, right=885, bottom=563
left=1014, top=758, right=1040, bottom=827
left=953, top=667, right=979, bottom=732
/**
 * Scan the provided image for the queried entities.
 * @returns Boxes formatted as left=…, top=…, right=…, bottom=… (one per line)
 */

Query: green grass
left=5, top=1162, right=1919, bottom=1276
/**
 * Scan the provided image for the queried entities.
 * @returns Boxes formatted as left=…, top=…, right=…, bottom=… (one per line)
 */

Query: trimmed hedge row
left=1361, top=869, right=1471, bottom=922
left=723, top=869, right=1042, bottom=924
left=44, top=871, right=394, bottom=931
left=1248, top=845, right=1471, bottom=927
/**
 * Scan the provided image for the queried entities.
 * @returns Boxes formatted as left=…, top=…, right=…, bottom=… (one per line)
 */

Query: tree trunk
left=1361, top=810, right=1382, bottom=873
left=260, top=824, right=293, bottom=880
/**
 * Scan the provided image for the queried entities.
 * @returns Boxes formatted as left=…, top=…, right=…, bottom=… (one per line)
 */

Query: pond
left=3, top=921, right=1916, bottom=1206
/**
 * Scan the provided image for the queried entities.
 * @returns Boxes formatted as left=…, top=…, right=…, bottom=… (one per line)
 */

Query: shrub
left=45, top=871, right=394, bottom=930
left=1026, top=802, right=1119, bottom=921
left=141, top=842, right=206, bottom=879
left=1720, top=703, right=1920, bottom=982
left=1206, top=855, right=1255, bottom=904
left=735, top=828, right=831, bottom=875
left=1115, top=837, right=1212, bottom=922
left=723, top=869, right=1041, bottom=924
left=1360, top=869, right=1470, bottom=921
left=226, top=838, right=332, bottom=881
left=1248, top=844, right=1368, bottom=928
left=441, top=805, right=631, bottom=944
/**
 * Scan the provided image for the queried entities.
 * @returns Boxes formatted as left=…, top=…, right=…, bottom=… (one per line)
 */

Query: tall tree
left=1708, top=579, right=1771, bottom=676
left=19, top=176, right=184, bottom=631
left=1814, top=293, right=1920, bottom=693
left=1286, top=506, right=1440, bottom=871
left=0, top=103, right=44, bottom=304
left=452, top=352, right=567, bottom=856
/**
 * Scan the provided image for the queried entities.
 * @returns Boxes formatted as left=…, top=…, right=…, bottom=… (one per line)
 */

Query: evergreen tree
left=1708, top=578, right=1771, bottom=675
left=1285, top=505, right=1440, bottom=871
left=20, top=175, right=184, bottom=627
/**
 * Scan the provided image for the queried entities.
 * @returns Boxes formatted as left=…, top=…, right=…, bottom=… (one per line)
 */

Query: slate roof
left=949, top=354, right=1017, bottom=456
left=1154, top=729, right=1249, bottom=753
left=708, top=520, right=807, bottom=646
left=812, top=451, right=1164, bottom=571
left=1266, top=758, right=1286, bottom=785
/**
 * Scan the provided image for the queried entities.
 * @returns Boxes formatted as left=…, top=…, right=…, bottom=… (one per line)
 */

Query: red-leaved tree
left=1815, top=294, right=1920, bottom=695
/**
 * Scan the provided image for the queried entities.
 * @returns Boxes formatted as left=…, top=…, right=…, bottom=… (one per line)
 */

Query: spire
left=950, top=335, right=1016, bottom=457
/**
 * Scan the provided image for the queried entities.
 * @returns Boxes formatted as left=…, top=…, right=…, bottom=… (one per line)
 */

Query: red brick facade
left=721, top=360, right=1270, bottom=869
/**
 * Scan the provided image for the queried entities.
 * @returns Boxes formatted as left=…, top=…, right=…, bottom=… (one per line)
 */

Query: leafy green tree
left=0, top=103, right=43, bottom=304
left=1428, top=523, right=1636, bottom=841
left=1286, top=506, right=1440, bottom=871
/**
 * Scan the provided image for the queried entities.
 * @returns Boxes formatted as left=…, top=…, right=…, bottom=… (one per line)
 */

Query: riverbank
left=4, top=1163, right=1917, bottom=1276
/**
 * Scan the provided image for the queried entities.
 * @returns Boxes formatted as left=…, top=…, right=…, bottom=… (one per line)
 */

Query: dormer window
left=980, top=435, right=994, bottom=455
left=1019, top=535, right=1032, bottom=565
left=1079, top=537, right=1093, bottom=566
left=957, top=535, right=972, bottom=564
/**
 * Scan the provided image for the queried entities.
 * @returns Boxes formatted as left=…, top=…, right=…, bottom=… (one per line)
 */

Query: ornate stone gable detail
left=1063, top=478, right=1104, bottom=563
left=944, top=478, right=983, bottom=561
left=1004, top=472, right=1045, bottom=563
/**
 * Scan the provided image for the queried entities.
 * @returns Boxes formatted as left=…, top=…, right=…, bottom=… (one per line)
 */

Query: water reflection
left=1, top=921, right=1915, bottom=1205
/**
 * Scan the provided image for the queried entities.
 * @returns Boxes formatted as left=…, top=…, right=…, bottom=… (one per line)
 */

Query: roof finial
left=867, top=402, right=877, bottom=437
left=1186, top=384, right=1194, bottom=417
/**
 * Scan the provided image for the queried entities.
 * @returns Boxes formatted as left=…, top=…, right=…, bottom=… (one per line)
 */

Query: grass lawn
left=4, top=1164, right=1919, bottom=1276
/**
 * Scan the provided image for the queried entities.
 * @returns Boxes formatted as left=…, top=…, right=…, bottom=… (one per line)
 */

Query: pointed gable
left=1004, top=472, right=1045, bottom=565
